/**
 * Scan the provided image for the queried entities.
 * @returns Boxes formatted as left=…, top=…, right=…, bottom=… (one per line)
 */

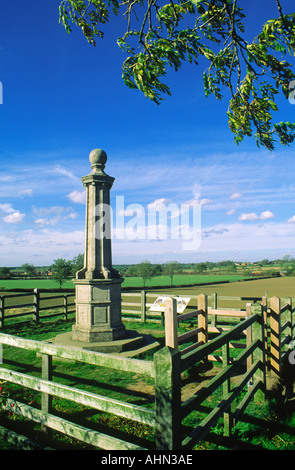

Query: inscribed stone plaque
left=94, top=306, right=107, bottom=323
left=92, top=286, right=109, bottom=302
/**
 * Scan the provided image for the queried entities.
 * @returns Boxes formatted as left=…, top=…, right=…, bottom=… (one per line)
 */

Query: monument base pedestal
left=49, top=330, right=159, bottom=356
left=72, top=277, right=125, bottom=343
left=71, top=323, right=126, bottom=343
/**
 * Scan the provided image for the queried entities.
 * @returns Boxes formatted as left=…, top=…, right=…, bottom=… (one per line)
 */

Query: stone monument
left=51, top=148, right=159, bottom=355
left=72, top=149, right=126, bottom=343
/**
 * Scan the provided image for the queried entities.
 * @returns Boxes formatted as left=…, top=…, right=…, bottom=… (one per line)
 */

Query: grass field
left=0, top=273, right=250, bottom=291
left=0, top=278, right=75, bottom=290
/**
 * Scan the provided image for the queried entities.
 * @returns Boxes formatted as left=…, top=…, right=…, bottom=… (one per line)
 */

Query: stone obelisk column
left=72, top=149, right=125, bottom=343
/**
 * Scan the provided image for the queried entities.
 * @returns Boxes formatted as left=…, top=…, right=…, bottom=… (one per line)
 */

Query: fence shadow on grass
left=52, top=406, right=156, bottom=450
left=3, top=356, right=155, bottom=407
left=199, top=431, right=266, bottom=450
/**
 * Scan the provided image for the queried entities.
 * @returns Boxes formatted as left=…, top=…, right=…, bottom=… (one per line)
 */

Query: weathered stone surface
left=53, top=330, right=145, bottom=354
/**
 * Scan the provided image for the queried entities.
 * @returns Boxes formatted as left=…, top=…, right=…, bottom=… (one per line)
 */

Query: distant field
left=155, top=276, right=295, bottom=299
left=0, top=274, right=293, bottom=300
left=0, top=274, right=247, bottom=291
left=0, top=279, right=75, bottom=290
left=143, top=276, right=295, bottom=312
left=121, top=274, right=246, bottom=288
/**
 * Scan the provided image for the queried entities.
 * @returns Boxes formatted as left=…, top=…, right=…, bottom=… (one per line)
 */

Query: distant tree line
left=0, top=255, right=292, bottom=290
left=0, top=255, right=85, bottom=289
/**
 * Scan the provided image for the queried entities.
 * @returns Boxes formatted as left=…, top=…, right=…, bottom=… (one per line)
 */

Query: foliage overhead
left=59, top=0, right=295, bottom=150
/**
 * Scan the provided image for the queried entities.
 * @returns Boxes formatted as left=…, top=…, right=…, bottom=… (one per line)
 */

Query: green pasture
left=0, top=274, right=247, bottom=291
left=0, top=279, right=74, bottom=290
left=122, top=273, right=247, bottom=288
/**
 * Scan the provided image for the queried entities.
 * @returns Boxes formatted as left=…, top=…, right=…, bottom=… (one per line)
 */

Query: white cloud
left=260, top=210, right=275, bottom=220
left=148, top=198, right=171, bottom=210
left=0, top=228, right=85, bottom=265
left=3, top=212, right=25, bottom=224
left=184, top=184, right=210, bottom=207
left=202, top=227, right=229, bottom=238
left=0, top=203, right=15, bottom=213
left=230, top=192, right=242, bottom=200
left=2, top=149, right=295, bottom=265
left=192, top=221, right=295, bottom=255
left=53, top=165, right=79, bottom=180
left=33, top=206, right=78, bottom=226
left=239, top=211, right=274, bottom=221
left=34, top=218, right=50, bottom=226
left=65, top=212, right=78, bottom=220
left=17, top=189, right=33, bottom=198
left=239, top=212, right=259, bottom=221
left=186, top=198, right=210, bottom=207
left=0, top=203, right=25, bottom=224
left=111, top=219, right=295, bottom=262
left=67, top=190, right=86, bottom=204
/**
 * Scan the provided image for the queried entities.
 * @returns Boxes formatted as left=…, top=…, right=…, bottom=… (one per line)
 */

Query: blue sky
left=0, top=0, right=295, bottom=266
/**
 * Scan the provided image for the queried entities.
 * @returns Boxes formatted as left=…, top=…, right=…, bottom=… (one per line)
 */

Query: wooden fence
left=164, top=293, right=294, bottom=376
left=0, top=300, right=266, bottom=450
left=0, top=332, right=155, bottom=450
left=0, top=290, right=75, bottom=327
left=121, top=290, right=294, bottom=324
left=0, top=291, right=293, bottom=449
left=0, top=288, right=287, bottom=328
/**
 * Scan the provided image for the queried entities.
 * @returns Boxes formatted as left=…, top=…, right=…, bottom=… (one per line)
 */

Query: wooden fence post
left=292, top=297, right=295, bottom=344
left=164, top=298, right=178, bottom=349
left=246, top=303, right=253, bottom=380
left=252, top=303, right=266, bottom=402
left=63, top=295, right=68, bottom=320
left=141, top=290, right=146, bottom=323
left=0, top=296, right=4, bottom=328
left=222, top=342, right=231, bottom=437
left=154, top=346, right=182, bottom=449
left=211, top=292, right=217, bottom=327
left=270, top=296, right=281, bottom=377
left=41, top=353, right=52, bottom=437
left=262, top=294, right=269, bottom=370
left=287, top=297, right=293, bottom=344
left=198, top=294, right=208, bottom=346
left=34, top=288, right=39, bottom=323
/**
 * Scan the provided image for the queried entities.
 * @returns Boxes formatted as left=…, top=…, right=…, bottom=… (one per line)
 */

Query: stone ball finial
left=89, top=149, right=107, bottom=173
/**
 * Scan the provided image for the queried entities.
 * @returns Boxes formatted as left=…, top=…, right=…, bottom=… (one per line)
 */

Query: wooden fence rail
left=0, top=290, right=75, bottom=327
